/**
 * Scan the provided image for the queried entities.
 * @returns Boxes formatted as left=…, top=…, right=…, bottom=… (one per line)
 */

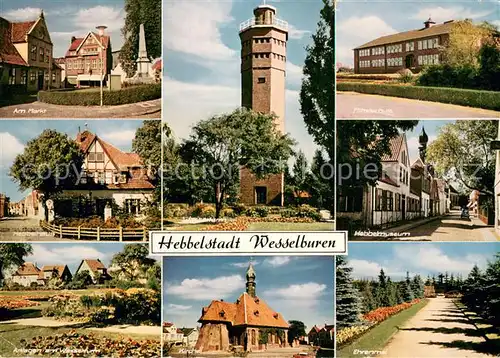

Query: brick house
left=0, top=11, right=61, bottom=95
left=64, top=26, right=112, bottom=87
left=37, top=265, right=72, bottom=285
left=10, top=262, right=41, bottom=286
left=353, top=18, right=458, bottom=74
left=54, top=128, right=155, bottom=218
left=74, top=259, right=110, bottom=284
left=307, top=325, right=321, bottom=345
left=239, top=4, right=288, bottom=206
left=195, top=264, right=289, bottom=352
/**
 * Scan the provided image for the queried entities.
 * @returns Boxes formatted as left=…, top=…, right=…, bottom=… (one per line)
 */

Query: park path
left=384, top=297, right=492, bottom=357
left=337, top=92, right=500, bottom=118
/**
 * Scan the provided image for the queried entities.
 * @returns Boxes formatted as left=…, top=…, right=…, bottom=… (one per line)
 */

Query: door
left=255, top=186, right=267, bottom=205
left=405, top=54, right=414, bottom=68
left=37, top=71, right=44, bottom=90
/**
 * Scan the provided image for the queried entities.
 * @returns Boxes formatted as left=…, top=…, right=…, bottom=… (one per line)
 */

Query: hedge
left=38, top=83, right=161, bottom=106
left=337, top=82, right=500, bottom=111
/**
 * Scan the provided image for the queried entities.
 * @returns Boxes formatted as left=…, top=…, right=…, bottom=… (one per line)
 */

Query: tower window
left=255, top=186, right=267, bottom=204
left=258, top=77, right=266, bottom=83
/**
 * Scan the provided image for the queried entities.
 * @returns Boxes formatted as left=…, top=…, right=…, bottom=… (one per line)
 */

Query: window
left=395, top=193, right=401, bottom=211
left=29, top=70, right=36, bottom=84
left=52, top=72, right=56, bottom=82
left=371, top=46, right=385, bottom=55
left=375, top=188, right=383, bottom=210
left=8, top=68, right=16, bottom=85
left=387, top=57, right=403, bottom=67
left=255, top=186, right=267, bottom=204
left=387, top=192, right=393, bottom=211
left=98, top=172, right=105, bottom=184
left=359, top=49, right=370, bottom=57
left=406, top=42, right=414, bottom=52
left=21, top=70, right=27, bottom=85
left=88, top=152, right=104, bottom=162
left=387, top=44, right=402, bottom=54
left=337, top=188, right=363, bottom=212
left=359, top=60, right=370, bottom=68
left=39, top=47, right=45, bottom=62
left=258, top=77, right=266, bottom=83
left=418, top=54, right=440, bottom=66
left=125, top=199, right=141, bottom=215
left=371, top=58, right=385, bottom=67
left=30, top=45, right=37, bottom=61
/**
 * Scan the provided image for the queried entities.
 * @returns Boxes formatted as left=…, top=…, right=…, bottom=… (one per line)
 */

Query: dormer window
left=219, top=310, right=225, bottom=317
left=254, top=310, right=259, bottom=316
left=254, top=298, right=260, bottom=304
left=273, top=313, right=279, bottom=319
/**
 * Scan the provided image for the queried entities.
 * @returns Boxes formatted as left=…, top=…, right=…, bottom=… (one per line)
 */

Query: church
left=194, top=263, right=289, bottom=352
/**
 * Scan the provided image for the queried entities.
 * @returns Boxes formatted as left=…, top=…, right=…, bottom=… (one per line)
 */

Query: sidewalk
left=385, top=215, right=445, bottom=234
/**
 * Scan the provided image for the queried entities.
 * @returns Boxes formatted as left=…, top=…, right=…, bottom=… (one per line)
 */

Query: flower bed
left=43, top=288, right=160, bottom=325
left=336, top=325, right=371, bottom=346
left=0, top=298, right=40, bottom=310
left=363, top=299, right=421, bottom=323
left=18, top=330, right=160, bottom=357
left=203, top=216, right=315, bottom=231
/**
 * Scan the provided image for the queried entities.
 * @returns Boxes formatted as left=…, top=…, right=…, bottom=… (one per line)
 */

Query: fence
left=40, top=221, right=148, bottom=241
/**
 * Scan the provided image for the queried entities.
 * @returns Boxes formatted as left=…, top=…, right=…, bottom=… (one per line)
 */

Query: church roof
left=198, top=292, right=288, bottom=328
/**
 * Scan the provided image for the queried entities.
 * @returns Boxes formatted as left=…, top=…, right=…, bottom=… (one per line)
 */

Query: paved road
left=0, top=99, right=161, bottom=119
left=0, top=217, right=55, bottom=241
left=384, top=297, right=492, bottom=357
left=337, top=92, right=500, bottom=118
left=405, top=213, right=498, bottom=241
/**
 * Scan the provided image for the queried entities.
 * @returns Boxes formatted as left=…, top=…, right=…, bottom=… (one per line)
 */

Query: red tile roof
left=10, top=21, right=36, bottom=43
left=381, top=135, right=404, bottom=162
left=66, top=33, right=110, bottom=57
left=13, top=262, right=40, bottom=276
left=37, top=265, right=67, bottom=279
left=82, top=259, right=106, bottom=274
left=74, top=130, right=155, bottom=190
left=0, top=18, right=28, bottom=66
left=152, top=59, right=162, bottom=71
left=198, top=293, right=288, bottom=329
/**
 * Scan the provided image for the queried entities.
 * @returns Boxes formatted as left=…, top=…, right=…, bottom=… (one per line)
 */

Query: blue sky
left=0, top=120, right=145, bottom=202
left=1, top=0, right=127, bottom=58
left=336, top=1, right=500, bottom=66
left=163, top=0, right=324, bottom=162
left=346, top=242, right=500, bottom=281
left=3, top=242, right=159, bottom=279
left=163, top=256, right=334, bottom=331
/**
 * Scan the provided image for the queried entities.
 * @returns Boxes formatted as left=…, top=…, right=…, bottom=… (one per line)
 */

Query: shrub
left=245, top=206, right=269, bottom=218
left=38, top=83, right=161, bottom=106
left=221, top=207, right=236, bottom=218
left=164, top=204, right=190, bottom=218
left=280, top=205, right=321, bottom=221
left=232, top=203, right=248, bottom=216
left=417, top=64, right=479, bottom=88
left=190, top=203, right=216, bottom=218
left=337, top=82, right=500, bottom=111
left=397, top=69, right=414, bottom=83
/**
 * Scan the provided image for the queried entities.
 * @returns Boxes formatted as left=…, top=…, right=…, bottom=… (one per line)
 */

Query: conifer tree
left=403, top=272, right=414, bottom=302
left=361, top=280, right=376, bottom=313
left=336, top=256, right=362, bottom=329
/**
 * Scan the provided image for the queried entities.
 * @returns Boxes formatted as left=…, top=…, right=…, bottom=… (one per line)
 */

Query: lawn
left=0, top=324, right=158, bottom=357
left=0, top=289, right=106, bottom=297
left=338, top=300, right=428, bottom=357
left=247, top=222, right=335, bottom=231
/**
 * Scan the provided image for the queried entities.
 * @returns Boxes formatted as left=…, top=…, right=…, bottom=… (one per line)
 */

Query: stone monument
left=130, top=23, right=154, bottom=83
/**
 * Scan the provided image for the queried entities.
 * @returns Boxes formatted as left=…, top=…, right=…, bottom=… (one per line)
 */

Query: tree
left=411, top=275, right=425, bottom=299
left=111, top=244, right=156, bottom=281
left=288, top=320, right=307, bottom=345
left=0, top=244, right=32, bottom=285
left=403, top=272, right=414, bottom=302
left=181, top=108, right=295, bottom=218
left=375, top=269, right=390, bottom=307
left=9, top=130, right=84, bottom=221
left=119, top=0, right=161, bottom=77
left=285, top=151, right=311, bottom=204
left=337, top=120, right=419, bottom=189
left=309, top=149, right=333, bottom=209
left=336, top=256, right=362, bottom=329
left=386, top=277, right=398, bottom=307
left=443, top=20, right=494, bottom=68
left=300, top=0, right=334, bottom=156
left=360, top=280, right=376, bottom=313
left=68, top=271, right=93, bottom=289
left=427, top=120, right=496, bottom=196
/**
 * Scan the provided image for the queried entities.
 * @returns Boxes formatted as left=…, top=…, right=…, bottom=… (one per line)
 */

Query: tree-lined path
left=384, top=297, right=493, bottom=357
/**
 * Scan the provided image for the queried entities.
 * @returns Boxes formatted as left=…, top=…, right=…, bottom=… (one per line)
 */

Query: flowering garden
left=336, top=256, right=427, bottom=347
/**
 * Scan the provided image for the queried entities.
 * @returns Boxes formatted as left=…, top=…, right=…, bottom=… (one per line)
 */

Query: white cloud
left=3, top=7, right=42, bottom=21
left=406, top=135, right=437, bottom=165
left=101, top=130, right=136, bottom=147
left=0, top=133, right=24, bottom=168
left=287, top=61, right=304, bottom=87
left=164, top=0, right=236, bottom=61
left=266, top=282, right=327, bottom=300
left=74, top=6, right=124, bottom=33
left=264, top=256, right=291, bottom=267
left=336, top=16, right=397, bottom=67
left=166, top=303, right=192, bottom=311
left=288, top=24, right=311, bottom=40
left=231, top=260, right=259, bottom=268
left=30, top=245, right=108, bottom=267
left=410, top=6, right=494, bottom=23
left=393, top=245, right=488, bottom=275
left=165, top=275, right=245, bottom=300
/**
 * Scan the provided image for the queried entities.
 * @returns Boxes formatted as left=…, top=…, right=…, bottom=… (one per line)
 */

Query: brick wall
left=240, top=168, right=283, bottom=206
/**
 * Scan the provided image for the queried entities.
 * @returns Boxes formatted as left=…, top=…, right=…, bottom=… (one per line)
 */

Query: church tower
left=239, top=3, right=288, bottom=206
left=246, top=262, right=257, bottom=297
left=419, top=127, right=429, bottom=162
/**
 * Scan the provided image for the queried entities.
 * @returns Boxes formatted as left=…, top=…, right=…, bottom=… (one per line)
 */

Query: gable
left=85, top=140, right=119, bottom=171
left=30, top=16, right=52, bottom=44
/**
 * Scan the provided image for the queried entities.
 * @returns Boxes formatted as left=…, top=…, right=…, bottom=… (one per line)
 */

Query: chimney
left=424, top=17, right=436, bottom=29
left=96, top=25, right=107, bottom=36
left=71, top=36, right=76, bottom=45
